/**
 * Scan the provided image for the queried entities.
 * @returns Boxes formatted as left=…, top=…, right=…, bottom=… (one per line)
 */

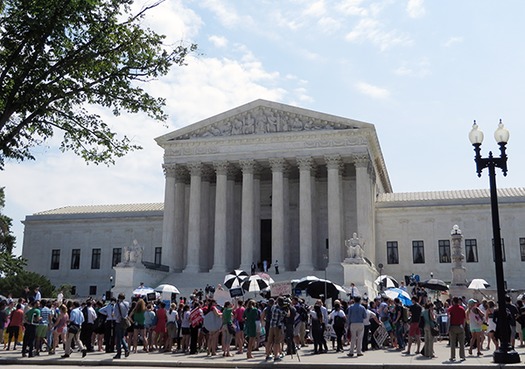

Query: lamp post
left=323, top=254, right=328, bottom=301
left=378, top=263, right=384, bottom=292
left=468, top=120, right=520, bottom=364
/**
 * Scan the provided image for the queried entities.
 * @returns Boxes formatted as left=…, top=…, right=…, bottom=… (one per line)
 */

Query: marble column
left=355, top=154, right=375, bottom=263
left=185, top=162, right=202, bottom=272
left=161, top=164, right=177, bottom=271
left=200, top=166, right=213, bottom=271
left=270, top=158, right=288, bottom=272
left=326, top=155, right=343, bottom=269
left=240, top=160, right=256, bottom=271
left=211, top=161, right=229, bottom=273
left=297, top=157, right=314, bottom=271
left=173, top=166, right=188, bottom=272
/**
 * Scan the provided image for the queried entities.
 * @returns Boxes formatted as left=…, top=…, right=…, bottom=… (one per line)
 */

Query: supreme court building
left=22, top=100, right=525, bottom=297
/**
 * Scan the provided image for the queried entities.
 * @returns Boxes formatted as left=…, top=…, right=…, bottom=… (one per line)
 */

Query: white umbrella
left=154, top=284, right=180, bottom=294
left=224, top=269, right=249, bottom=289
left=468, top=279, right=490, bottom=289
left=375, top=275, right=399, bottom=288
left=132, top=286, right=155, bottom=296
left=384, top=288, right=413, bottom=306
left=242, top=275, right=271, bottom=293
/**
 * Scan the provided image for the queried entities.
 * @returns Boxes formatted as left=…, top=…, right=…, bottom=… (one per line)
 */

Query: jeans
left=395, top=322, right=405, bottom=349
left=114, top=322, right=129, bottom=355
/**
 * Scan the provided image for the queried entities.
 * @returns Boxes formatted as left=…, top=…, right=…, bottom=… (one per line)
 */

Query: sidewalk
left=0, top=339, right=524, bottom=368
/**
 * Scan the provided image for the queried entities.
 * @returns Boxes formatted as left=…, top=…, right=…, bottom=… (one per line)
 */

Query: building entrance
left=260, top=219, right=272, bottom=269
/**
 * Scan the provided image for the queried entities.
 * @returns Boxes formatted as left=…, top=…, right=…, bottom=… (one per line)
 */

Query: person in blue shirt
left=346, top=296, right=367, bottom=357
left=112, top=293, right=130, bottom=359
left=62, top=301, right=86, bottom=358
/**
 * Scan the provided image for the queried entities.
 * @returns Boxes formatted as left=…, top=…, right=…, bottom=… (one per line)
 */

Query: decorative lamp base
left=493, top=348, right=521, bottom=364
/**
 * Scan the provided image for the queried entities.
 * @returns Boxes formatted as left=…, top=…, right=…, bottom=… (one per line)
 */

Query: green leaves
left=0, top=0, right=196, bottom=168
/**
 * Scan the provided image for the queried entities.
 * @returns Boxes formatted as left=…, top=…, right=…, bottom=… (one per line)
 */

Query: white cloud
left=337, top=0, right=369, bottom=16
left=201, top=0, right=254, bottom=29
left=444, top=36, right=464, bottom=47
left=317, top=16, right=342, bottom=33
left=406, top=0, right=426, bottom=19
left=394, top=58, right=430, bottom=77
left=345, top=18, right=413, bottom=51
left=303, top=0, right=327, bottom=17
left=209, top=35, right=228, bottom=48
left=355, top=81, right=390, bottom=99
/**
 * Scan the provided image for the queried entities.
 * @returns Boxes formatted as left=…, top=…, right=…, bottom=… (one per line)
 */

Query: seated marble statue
left=345, top=232, right=365, bottom=262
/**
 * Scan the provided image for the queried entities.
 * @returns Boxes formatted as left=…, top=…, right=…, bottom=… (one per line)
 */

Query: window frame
left=412, top=240, right=425, bottom=264
left=438, top=239, right=451, bottom=263
left=50, top=249, right=60, bottom=270
left=91, top=248, right=101, bottom=269
left=386, top=241, right=399, bottom=264
left=465, top=239, right=478, bottom=263
left=71, top=249, right=81, bottom=270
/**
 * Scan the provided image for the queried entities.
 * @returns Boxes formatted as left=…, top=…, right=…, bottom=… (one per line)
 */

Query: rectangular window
left=520, top=238, right=525, bottom=262
left=91, top=248, right=101, bottom=269
left=112, top=248, right=122, bottom=267
left=412, top=240, right=425, bottom=264
left=438, top=240, right=451, bottom=263
left=465, top=239, right=478, bottom=262
left=386, top=241, right=399, bottom=264
left=71, top=249, right=80, bottom=269
left=154, top=247, right=162, bottom=265
left=89, top=285, right=97, bottom=296
left=492, top=238, right=506, bottom=262
left=51, top=249, right=60, bottom=270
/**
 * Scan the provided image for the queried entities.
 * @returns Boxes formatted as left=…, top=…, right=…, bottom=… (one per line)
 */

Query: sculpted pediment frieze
left=174, top=106, right=358, bottom=140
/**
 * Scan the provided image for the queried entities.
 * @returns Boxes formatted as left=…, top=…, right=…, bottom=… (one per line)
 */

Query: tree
left=0, top=187, right=26, bottom=276
left=0, top=270, right=54, bottom=298
left=0, top=0, right=196, bottom=169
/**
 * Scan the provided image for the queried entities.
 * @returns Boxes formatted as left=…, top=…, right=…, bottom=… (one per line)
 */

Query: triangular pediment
left=156, top=99, right=373, bottom=142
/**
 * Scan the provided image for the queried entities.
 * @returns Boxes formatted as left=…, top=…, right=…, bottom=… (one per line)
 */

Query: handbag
left=116, top=301, right=131, bottom=329
left=67, top=323, right=80, bottom=334
left=431, top=326, right=440, bottom=337
left=227, top=322, right=236, bottom=335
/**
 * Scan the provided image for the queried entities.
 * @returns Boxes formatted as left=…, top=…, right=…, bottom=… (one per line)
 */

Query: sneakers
left=124, top=350, right=130, bottom=357
left=274, top=356, right=282, bottom=362
left=347, top=353, right=354, bottom=357
left=265, top=355, right=273, bottom=360
left=82, top=349, right=87, bottom=358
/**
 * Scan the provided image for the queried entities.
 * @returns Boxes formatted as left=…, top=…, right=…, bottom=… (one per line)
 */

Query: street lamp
left=378, top=263, right=384, bottom=292
left=469, top=120, right=519, bottom=364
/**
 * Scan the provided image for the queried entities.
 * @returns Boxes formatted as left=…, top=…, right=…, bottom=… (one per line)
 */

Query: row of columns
left=162, top=154, right=375, bottom=273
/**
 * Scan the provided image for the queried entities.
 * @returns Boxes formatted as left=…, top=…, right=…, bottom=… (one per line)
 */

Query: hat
left=468, top=298, right=477, bottom=305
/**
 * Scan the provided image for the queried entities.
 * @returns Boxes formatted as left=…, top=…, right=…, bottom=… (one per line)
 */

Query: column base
left=183, top=265, right=200, bottom=273
left=210, top=265, right=228, bottom=273
left=296, top=264, right=315, bottom=272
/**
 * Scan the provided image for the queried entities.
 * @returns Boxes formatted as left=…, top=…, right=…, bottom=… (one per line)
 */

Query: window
left=91, top=248, right=101, bottom=269
left=492, top=238, right=506, bottom=262
left=520, top=238, right=525, bottom=262
left=154, top=247, right=162, bottom=265
left=438, top=240, right=451, bottom=263
left=51, top=249, right=60, bottom=270
left=465, top=239, right=478, bottom=262
left=412, top=240, right=425, bottom=264
left=89, top=285, right=97, bottom=296
left=386, top=241, right=399, bottom=264
left=71, top=249, right=81, bottom=269
left=112, top=248, right=122, bottom=267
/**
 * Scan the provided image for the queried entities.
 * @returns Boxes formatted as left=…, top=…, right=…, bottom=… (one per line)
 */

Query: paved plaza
left=1, top=339, right=524, bottom=368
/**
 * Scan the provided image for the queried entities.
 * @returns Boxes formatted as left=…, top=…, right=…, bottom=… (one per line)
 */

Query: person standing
left=329, top=300, right=346, bottom=352
left=448, top=296, right=466, bottom=361
left=244, top=299, right=259, bottom=359
left=99, top=297, right=116, bottom=353
left=189, top=301, right=203, bottom=354
left=392, top=298, right=405, bottom=351
left=112, top=293, right=130, bottom=359
left=33, top=287, right=41, bottom=302
left=346, top=296, right=367, bottom=357
left=404, top=296, right=422, bottom=355
left=6, top=303, right=24, bottom=351
left=50, top=304, right=68, bottom=355
left=274, top=260, right=279, bottom=274
left=22, top=300, right=41, bottom=357
left=80, top=300, right=97, bottom=352
left=234, top=300, right=245, bottom=354
left=421, top=302, right=436, bottom=358
left=62, top=300, right=87, bottom=358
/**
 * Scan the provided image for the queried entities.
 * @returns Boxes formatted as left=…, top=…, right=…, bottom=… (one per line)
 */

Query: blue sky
left=3, top=0, right=525, bottom=255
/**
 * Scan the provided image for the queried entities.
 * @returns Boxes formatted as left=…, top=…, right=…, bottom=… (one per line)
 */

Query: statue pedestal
left=113, top=263, right=167, bottom=299
left=341, top=261, right=378, bottom=299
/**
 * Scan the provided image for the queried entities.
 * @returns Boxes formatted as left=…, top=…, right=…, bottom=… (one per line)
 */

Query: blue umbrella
left=384, top=288, right=413, bottom=306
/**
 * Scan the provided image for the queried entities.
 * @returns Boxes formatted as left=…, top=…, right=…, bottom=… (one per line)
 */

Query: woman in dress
left=51, top=304, right=68, bottom=355
left=421, top=302, right=436, bottom=358
left=485, top=300, right=498, bottom=350
left=203, top=300, right=222, bottom=356
left=243, top=299, right=258, bottom=359
left=221, top=301, right=234, bottom=357
left=154, top=302, right=167, bottom=351
left=129, top=298, right=148, bottom=353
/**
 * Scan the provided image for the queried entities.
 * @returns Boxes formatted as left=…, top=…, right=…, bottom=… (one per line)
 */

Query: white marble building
left=21, top=100, right=525, bottom=297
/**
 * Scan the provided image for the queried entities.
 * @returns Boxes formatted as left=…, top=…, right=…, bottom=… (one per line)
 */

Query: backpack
left=333, top=315, right=345, bottom=329
left=298, top=305, right=308, bottom=322
left=402, top=306, right=410, bottom=323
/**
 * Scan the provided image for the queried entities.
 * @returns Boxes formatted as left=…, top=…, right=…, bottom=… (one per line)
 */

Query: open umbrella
left=242, top=275, right=271, bottom=293
left=224, top=269, right=249, bottom=289
left=375, top=275, right=399, bottom=289
left=468, top=279, right=490, bottom=289
left=132, top=286, right=155, bottom=296
left=419, top=278, right=449, bottom=291
left=256, top=272, right=275, bottom=284
left=384, top=288, right=413, bottom=306
left=306, top=279, right=342, bottom=299
left=293, top=275, right=321, bottom=290
left=154, top=284, right=180, bottom=294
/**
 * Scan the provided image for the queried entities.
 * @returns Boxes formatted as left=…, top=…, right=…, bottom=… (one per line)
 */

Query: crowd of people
left=1, top=283, right=524, bottom=363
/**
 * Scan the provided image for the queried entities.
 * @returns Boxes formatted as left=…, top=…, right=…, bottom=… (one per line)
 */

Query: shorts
left=36, top=325, right=48, bottom=338
left=237, top=321, right=245, bottom=332
left=408, top=322, right=420, bottom=337
left=134, top=323, right=145, bottom=330
left=470, top=327, right=482, bottom=333
left=166, top=322, right=178, bottom=338
left=267, top=326, right=283, bottom=346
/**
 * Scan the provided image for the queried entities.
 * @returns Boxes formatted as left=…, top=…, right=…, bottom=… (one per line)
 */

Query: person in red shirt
left=6, top=304, right=24, bottom=350
left=448, top=296, right=466, bottom=361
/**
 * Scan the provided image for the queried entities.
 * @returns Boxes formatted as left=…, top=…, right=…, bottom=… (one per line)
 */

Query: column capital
left=297, top=156, right=315, bottom=172
left=162, top=164, right=177, bottom=177
left=269, top=158, right=289, bottom=173
left=353, top=153, right=370, bottom=168
left=324, top=154, right=343, bottom=170
left=240, top=159, right=257, bottom=174
left=187, top=162, right=202, bottom=176
left=213, top=161, right=230, bottom=176
left=175, top=166, right=189, bottom=184
left=201, top=165, right=215, bottom=182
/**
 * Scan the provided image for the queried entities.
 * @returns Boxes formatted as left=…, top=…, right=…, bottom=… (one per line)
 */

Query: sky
left=3, top=0, right=525, bottom=256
